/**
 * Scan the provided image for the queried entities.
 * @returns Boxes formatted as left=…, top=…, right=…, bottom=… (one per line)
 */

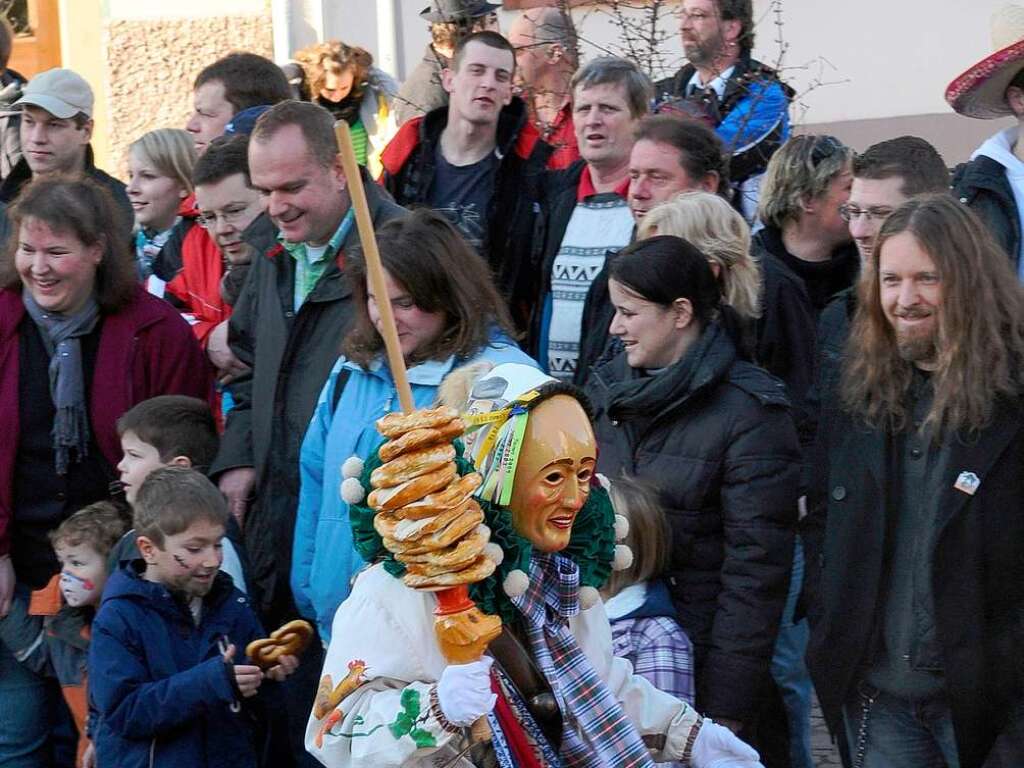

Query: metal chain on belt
left=852, top=685, right=877, bottom=768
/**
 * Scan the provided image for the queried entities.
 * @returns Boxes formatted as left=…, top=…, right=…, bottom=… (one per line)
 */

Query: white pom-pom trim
left=579, top=585, right=600, bottom=610
left=477, top=524, right=491, bottom=541
left=341, top=456, right=364, bottom=480
left=614, top=514, right=629, bottom=543
left=502, top=569, right=529, bottom=598
left=612, top=544, right=634, bottom=571
left=483, top=542, right=504, bottom=566
left=341, top=477, right=366, bottom=504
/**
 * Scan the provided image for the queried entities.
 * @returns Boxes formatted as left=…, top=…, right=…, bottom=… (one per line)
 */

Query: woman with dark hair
left=0, top=177, right=211, bottom=763
left=584, top=235, right=801, bottom=759
left=291, top=208, right=537, bottom=641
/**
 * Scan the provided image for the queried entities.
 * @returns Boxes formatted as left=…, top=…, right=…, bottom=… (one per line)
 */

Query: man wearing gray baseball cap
left=0, top=67, right=131, bottom=234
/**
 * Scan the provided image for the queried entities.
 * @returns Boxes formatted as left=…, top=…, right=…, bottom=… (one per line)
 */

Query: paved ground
left=810, top=694, right=843, bottom=767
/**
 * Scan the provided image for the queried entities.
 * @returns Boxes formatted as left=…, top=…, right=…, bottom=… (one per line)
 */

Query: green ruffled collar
left=348, top=440, right=617, bottom=625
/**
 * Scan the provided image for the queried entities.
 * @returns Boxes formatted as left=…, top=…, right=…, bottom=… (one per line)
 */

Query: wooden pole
left=334, top=120, right=414, bottom=414
left=336, top=121, right=494, bottom=744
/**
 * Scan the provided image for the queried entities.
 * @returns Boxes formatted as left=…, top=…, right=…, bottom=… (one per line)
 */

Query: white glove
left=435, top=657, right=497, bottom=727
left=690, top=719, right=763, bottom=768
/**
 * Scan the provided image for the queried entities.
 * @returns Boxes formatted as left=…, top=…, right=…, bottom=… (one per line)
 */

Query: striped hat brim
left=946, top=38, right=1024, bottom=119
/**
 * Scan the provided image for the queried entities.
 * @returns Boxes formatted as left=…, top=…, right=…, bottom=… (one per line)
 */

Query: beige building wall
left=58, top=0, right=274, bottom=174
left=315, top=0, right=1019, bottom=165
left=752, top=0, right=1019, bottom=162
left=53, top=0, right=1019, bottom=172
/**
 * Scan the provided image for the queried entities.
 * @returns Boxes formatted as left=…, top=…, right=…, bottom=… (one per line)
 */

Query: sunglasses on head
left=810, top=135, right=844, bottom=166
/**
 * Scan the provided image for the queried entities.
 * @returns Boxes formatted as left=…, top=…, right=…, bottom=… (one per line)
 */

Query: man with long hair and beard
left=804, top=193, right=1024, bottom=768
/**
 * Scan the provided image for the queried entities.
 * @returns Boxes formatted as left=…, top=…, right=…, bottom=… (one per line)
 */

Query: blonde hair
left=757, top=135, right=853, bottom=228
left=128, top=128, right=197, bottom=196
left=639, top=191, right=761, bottom=320
left=603, top=475, right=670, bottom=598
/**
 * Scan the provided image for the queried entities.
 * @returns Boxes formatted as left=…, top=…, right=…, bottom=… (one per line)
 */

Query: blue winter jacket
left=89, top=563, right=267, bottom=768
left=291, top=333, right=537, bottom=640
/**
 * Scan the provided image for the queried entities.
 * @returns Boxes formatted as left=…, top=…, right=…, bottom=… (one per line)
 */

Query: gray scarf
left=22, top=290, right=100, bottom=475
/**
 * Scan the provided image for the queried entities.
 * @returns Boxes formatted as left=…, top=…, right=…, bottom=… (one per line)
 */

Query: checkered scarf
left=510, top=553, right=655, bottom=768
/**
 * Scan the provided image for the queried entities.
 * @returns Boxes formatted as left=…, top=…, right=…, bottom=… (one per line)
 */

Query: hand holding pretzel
left=246, top=619, right=314, bottom=670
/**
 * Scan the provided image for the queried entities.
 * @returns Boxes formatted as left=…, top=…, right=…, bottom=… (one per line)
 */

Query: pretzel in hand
left=246, top=619, right=314, bottom=669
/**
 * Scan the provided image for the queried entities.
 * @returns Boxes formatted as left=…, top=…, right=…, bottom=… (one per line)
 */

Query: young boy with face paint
left=0, top=501, right=130, bottom=768
left=89, top=467, right=298, bottom=768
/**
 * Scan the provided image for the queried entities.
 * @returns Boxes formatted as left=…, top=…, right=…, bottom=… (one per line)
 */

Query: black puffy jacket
left=585, top=322, right=800, bottom=722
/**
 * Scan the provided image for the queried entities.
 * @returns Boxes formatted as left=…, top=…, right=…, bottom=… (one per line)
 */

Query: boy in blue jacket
left=88, top=467, right=297, bottom=768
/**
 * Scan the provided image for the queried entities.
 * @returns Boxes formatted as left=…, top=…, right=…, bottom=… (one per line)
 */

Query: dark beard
left=896, top=332, right=937, bottom=366
left=684, top=34, right=725, bottom=68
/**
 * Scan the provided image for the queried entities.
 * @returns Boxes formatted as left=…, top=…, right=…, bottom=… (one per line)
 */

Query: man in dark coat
left=0, top=68, right=132, bottom=237
left=209, top=101, right=405, bottom=767
left=946, top=4, right=1024, bottom=275
left=392, top=0, right=500, bottom=125
left=381, top=31, right=549, bottom=328
left=804, top=193, right=1024, bottom=768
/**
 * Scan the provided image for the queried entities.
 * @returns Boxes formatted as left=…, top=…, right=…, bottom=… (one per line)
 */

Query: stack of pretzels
left=368, top=406, right=498, bottom=590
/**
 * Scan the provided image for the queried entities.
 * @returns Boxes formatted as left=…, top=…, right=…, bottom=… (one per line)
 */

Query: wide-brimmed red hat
left=946, top=4, right=1024, bottom=119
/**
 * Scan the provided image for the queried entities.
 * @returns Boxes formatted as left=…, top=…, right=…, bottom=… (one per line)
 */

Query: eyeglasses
left=809, top=135, right=844, bottom=166
left=680, top=9, right=717, bottom=23
left=839, top=204, right=895, bottom=223
left=197, top=203, right=255, bottom=230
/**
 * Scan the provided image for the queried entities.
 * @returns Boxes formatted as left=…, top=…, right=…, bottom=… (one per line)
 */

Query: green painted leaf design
left=409, top=727, right=437, bottom=749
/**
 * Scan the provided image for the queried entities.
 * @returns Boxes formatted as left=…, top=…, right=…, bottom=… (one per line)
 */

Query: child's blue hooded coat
left=89, top=563, right=267, bottom=768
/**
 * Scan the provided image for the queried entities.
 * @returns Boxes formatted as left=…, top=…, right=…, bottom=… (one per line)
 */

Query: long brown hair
left=1, top=177, right=137, bottom=312
left=293, top=40, right=373, bottom=105
left=842, top=193, right=1024, bottom=434
left=343, top=208, right=515, bottom=368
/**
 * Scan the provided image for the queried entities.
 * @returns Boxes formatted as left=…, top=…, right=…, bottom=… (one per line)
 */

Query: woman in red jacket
left=0, top=177, right=212, bottom=765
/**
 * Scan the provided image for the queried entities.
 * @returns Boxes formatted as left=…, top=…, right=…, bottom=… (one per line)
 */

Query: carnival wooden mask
left=507, top=395, right=597, bottom=553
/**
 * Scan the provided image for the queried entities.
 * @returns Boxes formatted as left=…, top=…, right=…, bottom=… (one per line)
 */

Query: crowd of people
left=1, top=0, right=1024, bottom=766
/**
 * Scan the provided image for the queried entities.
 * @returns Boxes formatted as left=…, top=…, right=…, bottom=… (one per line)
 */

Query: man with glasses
left=815, top=137, right=949, bottom=408
left=157, top=53, right=291, bottom=383
left=508, top=6, right=580, bottom=169
left=193, top=133, right=266, bottom=323
left=654, top=0, right=792, bottom=222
